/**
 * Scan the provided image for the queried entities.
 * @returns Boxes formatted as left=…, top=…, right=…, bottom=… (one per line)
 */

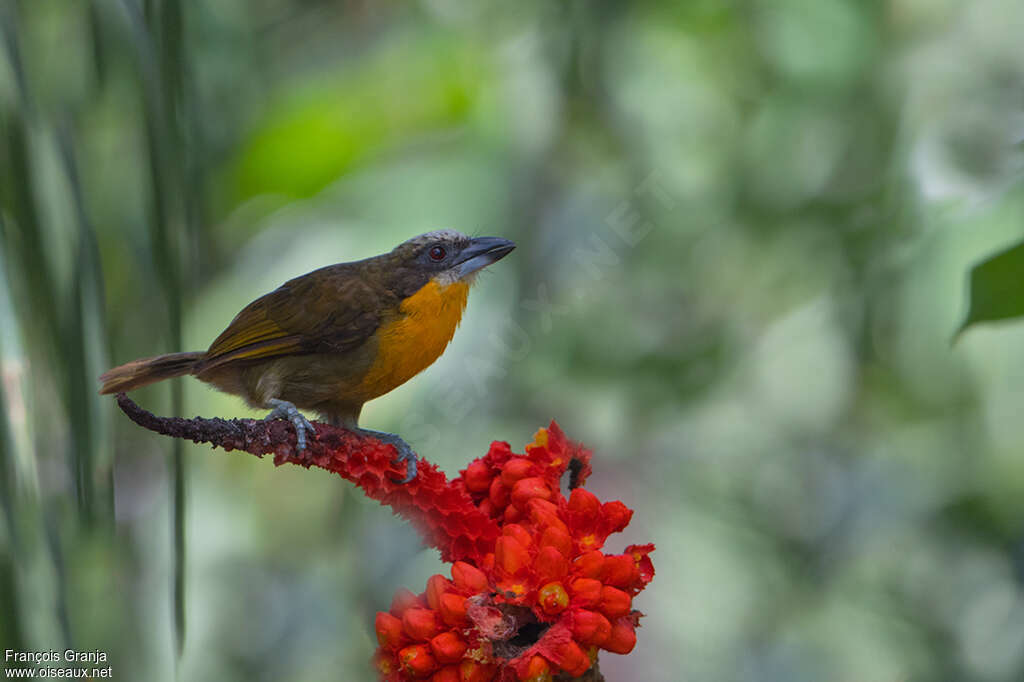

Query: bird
left=99, top=230, right=516, bottom=482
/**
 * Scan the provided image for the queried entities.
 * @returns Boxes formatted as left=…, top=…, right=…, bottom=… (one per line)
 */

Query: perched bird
left=99, top=230, right=516, bottom=481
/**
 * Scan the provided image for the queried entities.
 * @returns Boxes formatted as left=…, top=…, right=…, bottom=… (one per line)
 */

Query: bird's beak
left=454, top=236, right=516, bottom=279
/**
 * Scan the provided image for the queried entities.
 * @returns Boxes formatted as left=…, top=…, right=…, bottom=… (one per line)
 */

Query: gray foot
left=357, top=429, right=418, bottom=483
left=264, top=399, right=316, bottom=451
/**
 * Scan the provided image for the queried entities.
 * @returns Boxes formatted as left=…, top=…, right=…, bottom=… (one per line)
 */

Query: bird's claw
left=356, top=428, right=418, bottom=483
left=264, top=399, right=316, bottom=451
left=390, top=442, right=418, bottom=484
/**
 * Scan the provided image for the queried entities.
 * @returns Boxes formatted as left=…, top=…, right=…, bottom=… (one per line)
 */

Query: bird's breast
left=355, top=278, right=470, bottom=400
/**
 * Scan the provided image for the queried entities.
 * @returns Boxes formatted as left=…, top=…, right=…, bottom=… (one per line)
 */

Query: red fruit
left=403, top=608, right=442, bottom=641
left=511, top=477, right=553, bottom=506
left=432, top=665, right=461, bottom=682
left=568, top=488, right=600, bottom=517
left=598, top=586, right=632, bottom=619
left=535, top=546, right=569, bottom=582
left=552, top=639, right=589, bottom=677
left=459, top=659, right=497, bottom=682
left=489, top=477, right=509, bottom=508
left=495, top=536, right=530, bottom=575
left=600, top=554, right=638, bottom=588
left=375, top=611, right=404, bottom=649
left=538, top=525, right=572, bottom=557
left=520, top=655, right=552, bottom=681
left=430, top=631, right=468, bottom=664
left=601, top=501, right=633, bottom=534
left=503, top=504, right=523, bottom=523
left=391, top=588, right=423, bottom=617
left=451, top=561, right=488, bottom=593
left=399, top=643, right=438, bottom=677
left=426, top=574, right=453, bottom=610
left=462, top=460, right=492, bottom=493
left=603, top=619, right=637, bottom=654
left=502, top=524, right=533, bottom=549
left=526, top=498, right=558, bottom=519
left=569, top=578, right=602, bottom=607
left=572, top=550, right=605, bottom=579
left=531, top=509, right=569, bottom=538
left=439, top=592, right=469, bottom=627
left=537, top=582, right=569, bottom=615
left=572, top=609, right=611, bottom=646
left=501, top=458, right=534, bottom=487
left=478, top=499, right=495, bottom=517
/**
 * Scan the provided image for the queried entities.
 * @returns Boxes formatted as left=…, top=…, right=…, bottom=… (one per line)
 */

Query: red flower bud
left=511, top=477, right=552, bottom=506
left=537, top=582, right=569, bottom=615
left=430, top=631, right=468, bottom=664
left=598, top=585, right=632, bottom=619
left=568, top=488, right=599, bottom=517
left=572, top=550, right=605, bottom=578
left=462, top=460, right=492, bottom=493
left=538, top=525, right=572, bottom=557
left=572, top=609, right=611, bottom=646
left=375, top=611, right=405, bottom=649
left=569, top=578, right=602, bottom=607
left=626, top=543, right=656, bottom=589
left=391, top=588, right=423, bottom=617
left=403, top=608, right=442, bottom=641
left=495, top=536, right=530, bottom=575
left=603, top=619, right=637, bottom=654
left=439, top=592, right=469, bottom=627
left=451, top=561, right=488, bottom=593
left=535, top=546, right=569, bottom=582
left=501, top=457, right=534, bottom=487
left=600, top=554, right=638, bottom=588
left=399, top=643, right=438, bottom=677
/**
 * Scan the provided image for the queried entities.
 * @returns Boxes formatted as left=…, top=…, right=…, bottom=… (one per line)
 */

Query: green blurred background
left=3, top=1, right=1024, bottom=680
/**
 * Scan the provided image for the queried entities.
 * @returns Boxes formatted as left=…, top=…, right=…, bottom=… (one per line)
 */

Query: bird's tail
left=98, top=351, right=204, bottom=394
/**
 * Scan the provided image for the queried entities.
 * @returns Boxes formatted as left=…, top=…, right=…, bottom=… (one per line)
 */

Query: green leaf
left=958, top=239, right=1024, bottom=338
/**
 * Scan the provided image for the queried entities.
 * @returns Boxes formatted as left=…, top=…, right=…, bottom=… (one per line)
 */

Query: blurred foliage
left=2, top=1, right=1024, bottom=681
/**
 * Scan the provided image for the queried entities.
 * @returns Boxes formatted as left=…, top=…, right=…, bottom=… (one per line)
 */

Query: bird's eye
left=428, top=245, right=447, bottom=261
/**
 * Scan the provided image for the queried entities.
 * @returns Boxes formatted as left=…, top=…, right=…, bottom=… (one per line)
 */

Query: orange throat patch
left=356, top=278, right=470, bottom=400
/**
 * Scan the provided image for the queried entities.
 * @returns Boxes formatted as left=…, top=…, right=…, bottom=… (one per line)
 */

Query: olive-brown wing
left=197, top=264, right=389, bottom=372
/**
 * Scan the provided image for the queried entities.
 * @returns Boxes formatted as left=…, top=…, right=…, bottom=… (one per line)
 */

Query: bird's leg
left=356, top=429, right=418, bottom=483
left=264, top=398, right=316, bottom=451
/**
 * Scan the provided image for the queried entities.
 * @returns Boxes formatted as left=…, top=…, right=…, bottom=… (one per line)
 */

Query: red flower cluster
left=370, top=424, right=655, bottom=681
left=113, top=396, right=654, bottom=680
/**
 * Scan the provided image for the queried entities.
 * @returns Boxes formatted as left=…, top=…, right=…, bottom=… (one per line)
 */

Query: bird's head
left=386, top=230, right=516, bottom=293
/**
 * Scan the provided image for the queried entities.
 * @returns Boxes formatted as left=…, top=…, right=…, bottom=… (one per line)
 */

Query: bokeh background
left=3, top=1, right=1024, bottom=680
